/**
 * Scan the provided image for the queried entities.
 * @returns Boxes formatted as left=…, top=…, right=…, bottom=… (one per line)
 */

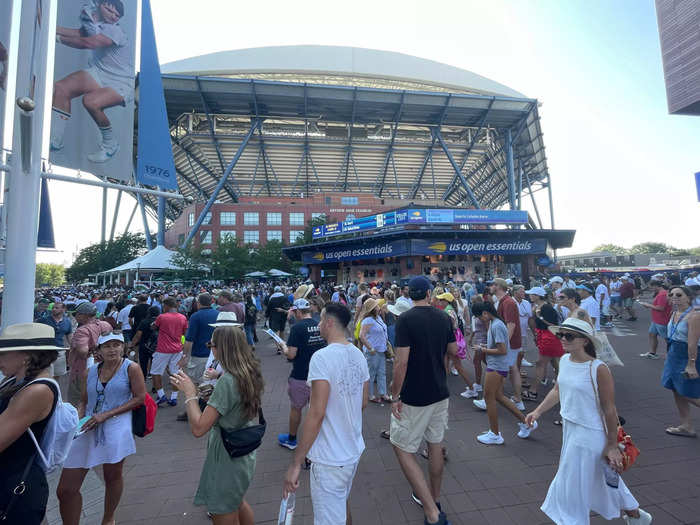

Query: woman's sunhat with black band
left=548, top=318, right=602, bottom=352
left=0, top=323, right=66, bottom=351
left=209, top=311, right=242, bottom=328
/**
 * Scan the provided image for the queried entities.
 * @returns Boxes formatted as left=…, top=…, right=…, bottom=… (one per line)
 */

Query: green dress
left=194, top=373, right=257, bottom=514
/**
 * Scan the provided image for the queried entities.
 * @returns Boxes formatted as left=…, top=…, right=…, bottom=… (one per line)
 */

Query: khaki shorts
left=390, top=398, right=449, bottom=454
left=68, top=375, right=83, bottom=407
left=49, top=350, right=67, bottom=377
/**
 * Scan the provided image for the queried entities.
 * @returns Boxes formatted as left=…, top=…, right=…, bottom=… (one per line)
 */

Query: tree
left=209, top=237, right=251, bottom=279
left=66, top=233, right=147, bottom=283
left=592, top=244, right=629, bottom=255
left=36, top=263, right=65, bottom=287
left=629, top=242, right=674, bottom=254
left=250, top=240, right=296, bottom=274
left=689, top=247, right=700, bottom=256
left=170, top=243, right=209, bottom=280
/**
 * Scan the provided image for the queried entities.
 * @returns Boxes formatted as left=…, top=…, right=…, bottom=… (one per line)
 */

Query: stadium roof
left=140, top=47, right=551, bottom=229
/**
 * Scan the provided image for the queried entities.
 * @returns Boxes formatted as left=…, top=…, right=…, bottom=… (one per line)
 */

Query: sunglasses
left=556, top=332, right=584, bottom=341
left=668, top=293, right=686, bottom=298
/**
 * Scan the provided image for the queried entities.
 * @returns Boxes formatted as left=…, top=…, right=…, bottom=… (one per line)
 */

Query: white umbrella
left=267, top=268, right=292, bottom=277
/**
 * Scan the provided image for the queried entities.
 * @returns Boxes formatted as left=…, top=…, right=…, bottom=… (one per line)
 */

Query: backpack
left=23, top=378, right=79, bottom=472
left=144, top=326, right=159, bottom=355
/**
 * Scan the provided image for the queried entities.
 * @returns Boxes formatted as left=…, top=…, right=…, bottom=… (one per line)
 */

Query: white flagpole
left=1, top=0, right=56, bottom=328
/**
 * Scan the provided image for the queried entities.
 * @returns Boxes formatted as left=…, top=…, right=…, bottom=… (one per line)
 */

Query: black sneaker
left=424, top=511, right=450, bottom=525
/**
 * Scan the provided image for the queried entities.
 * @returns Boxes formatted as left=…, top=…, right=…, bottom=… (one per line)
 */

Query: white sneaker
left=450, top=366, right=459, bottom=376
left=517, top=420, right=538, bottom=439
left=521, top=358, right=534, bottom=367
left=510, top=397, right=525, bottom=411
left=477, top=430, right=504, bottom=445
left=623, top=509, right=652, bottom=525
left=460, top=388, right=478, bottom=399
left=473, top=398, right=487, bottom=411
left=639, top=352, right=660, bottom=360
left=472, top=383, right=483, bottom=392
left=88, top=142, right=120, bottom=163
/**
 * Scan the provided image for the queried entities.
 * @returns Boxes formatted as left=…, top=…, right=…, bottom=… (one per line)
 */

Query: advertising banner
left=0, top=0, right=15, bottom=153
left=302, top=239, right=410, bottom=264
left=411, top=238, right=547, bottom=256
left=49, top=0, right=136, bottom=181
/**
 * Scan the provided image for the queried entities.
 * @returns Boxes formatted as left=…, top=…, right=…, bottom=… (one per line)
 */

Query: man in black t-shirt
left=128, top=295, right=150, bottom=333
left=390, top=276, right=456, bottom=525
left=276, top=298, right=326, bottom=450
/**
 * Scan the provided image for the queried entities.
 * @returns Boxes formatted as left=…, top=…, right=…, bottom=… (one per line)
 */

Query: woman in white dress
left=525, top=318, right=652, bottom=525
left=57, top=332, right=146, bottom=525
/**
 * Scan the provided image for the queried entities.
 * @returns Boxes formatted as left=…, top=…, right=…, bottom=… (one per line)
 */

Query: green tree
left=66, top=233, right=147, bottom=283
left=629, top=242, right=674, bottom=254
left=592, top=244, right=629, bottom=255
left=250, top=240, right=296, bottom=274
left=170, top=243, right=209, bottom=280
left=35, top=263, right=65, bottom=287
left=689, top=247, right=700, bottom=256
left=296, top=214, right=332, bottom=245
left=210, top=237, right=251, bottom=279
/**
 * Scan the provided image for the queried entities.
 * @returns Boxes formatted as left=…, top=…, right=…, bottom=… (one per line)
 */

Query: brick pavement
left=46, top=301, right=700, bottom=525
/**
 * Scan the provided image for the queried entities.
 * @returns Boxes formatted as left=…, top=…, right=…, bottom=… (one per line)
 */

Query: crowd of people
left=0, top=268, right=699, bottom=524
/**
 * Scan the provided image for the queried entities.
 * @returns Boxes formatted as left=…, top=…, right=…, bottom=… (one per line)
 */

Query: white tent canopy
left=102, top=245, right=183, bottom=274
left=267, top=268, right=292, bottom=277
left=245, top=271, right=267, bottom=277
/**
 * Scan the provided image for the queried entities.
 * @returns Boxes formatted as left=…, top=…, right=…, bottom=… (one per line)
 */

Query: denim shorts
left=649, top=322, right=668, bottom=338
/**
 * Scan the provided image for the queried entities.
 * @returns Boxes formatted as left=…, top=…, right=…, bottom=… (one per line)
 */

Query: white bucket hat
left=0, top=323, right=66, bottom=351
left=387, top=300, right=412, bottom=317
left=209, top=311, right=242, bottom=328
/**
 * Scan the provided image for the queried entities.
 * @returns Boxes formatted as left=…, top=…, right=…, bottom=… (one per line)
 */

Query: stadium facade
left=154, top=45, right=572, bottom=281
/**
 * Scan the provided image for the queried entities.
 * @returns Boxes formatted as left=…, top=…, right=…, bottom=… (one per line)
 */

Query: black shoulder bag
left=219, top=409, right=266, bottom=458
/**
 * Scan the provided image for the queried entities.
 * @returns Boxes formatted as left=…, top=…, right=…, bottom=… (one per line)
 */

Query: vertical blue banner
left=696, top=172, right=700, bottom=202
left=136, top=0, right=177, bottom=190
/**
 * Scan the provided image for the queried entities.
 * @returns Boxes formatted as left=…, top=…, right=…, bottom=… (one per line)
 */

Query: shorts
left=611, top=296, right=622, bottom=306
left=184, top=356, right=209, bottom=384
left=649, top=322, right=668, bottom=338
left=288, top=377, right=311, bottom=409
left=310, top=461, right=358, bottom=525
left=84, top=65, right=134, bottom=102
left=486, top=368, right=508, bottom=378
left=507, top=347, right=521, bottom=367
left=150, top=351, right=183, bottom=376
left=68, top=375, right=82, bottom=407
left=50, top=350, right=67, bottom=377
left=601, top=304, right=611, bottom=316
left=390, top=398, right=449, bottom=454
left=622, top=298, right=634, bottom=308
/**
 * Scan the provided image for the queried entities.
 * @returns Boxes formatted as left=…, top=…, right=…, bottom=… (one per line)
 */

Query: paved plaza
left=44, top=303, right=700, bottom=525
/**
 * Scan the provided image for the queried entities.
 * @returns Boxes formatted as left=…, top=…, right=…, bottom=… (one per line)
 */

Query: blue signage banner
left=312, top=208, right=530, bottom=239
left=302, top=240, right=410, bottom=264
left=696, top=172, right=700, bottom=202
left=411, top=238, right=547, bottom=256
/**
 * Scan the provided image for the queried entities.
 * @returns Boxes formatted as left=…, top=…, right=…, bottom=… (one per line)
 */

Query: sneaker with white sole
left=623, top=508, right=652, bottom=525
left=460, top=388, right=478, bottom=399
left=473, top=398, right=487, bottom=411
left=450, top=366, right=459, bottom=376
left=521, top=358, right=534, bottom=367
left=472, top=383, right=483, bottom=393
left=510, top=397, right=525, bottom=411
left=639, top=352, right=660, bottom=360
left=88, top=142, right=120, bottom=163
left=477, top=430, right=504, bottom=445
left=517, top=420, right=538, bottom=439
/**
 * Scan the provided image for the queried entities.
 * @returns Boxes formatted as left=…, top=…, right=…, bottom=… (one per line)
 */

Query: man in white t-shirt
left=513, top=285, right=534, bottom=366
left=284, top=303, right=369, bottom=525
left=116, top=298, right=135, bottom=343
left=578, top=284, right=601, bottom=330
left=609, top=277, right=622, bottom=318
left=593, top=278, right=613, bottom=328
left=562, top=275, right=577, bottom=290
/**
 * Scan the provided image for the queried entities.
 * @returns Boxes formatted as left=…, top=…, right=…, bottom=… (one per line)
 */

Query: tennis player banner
left=49, top=0, right=137, bottom=181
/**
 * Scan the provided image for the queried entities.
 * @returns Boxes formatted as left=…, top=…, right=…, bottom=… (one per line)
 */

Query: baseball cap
left=549, top=276, right=564, bottom=284
left=435, top=292, right=455, bottom=303
left=75, top=302, right=97, bottom=316
left=576, top=284, right=593, bottom=293
left=525, top=286, right=547, bottom=297
left=492, top=278, right=509, bottom=289
left=408, top=276, right=433, bottom=295
left=274, top=286, right=282, bottom=292
left=290, top=298, right=311, bottom=310
left=97, top=332, right=124, bottom=345
left=38, top=298, right=50, bottom=305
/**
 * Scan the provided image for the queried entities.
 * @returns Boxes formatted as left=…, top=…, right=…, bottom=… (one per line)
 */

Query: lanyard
left=669, top=307, right=692, bottom=341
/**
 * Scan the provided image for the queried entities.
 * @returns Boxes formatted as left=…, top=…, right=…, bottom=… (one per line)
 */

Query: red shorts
left=536, top=328, right=565, bottom=357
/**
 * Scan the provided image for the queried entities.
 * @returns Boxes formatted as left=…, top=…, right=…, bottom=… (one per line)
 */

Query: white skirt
left=63, top=412, right=135, bottom=469
left=541, top=419, right=639, bottom=524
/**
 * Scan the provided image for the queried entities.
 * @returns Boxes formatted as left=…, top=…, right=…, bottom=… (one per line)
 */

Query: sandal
left=666, top=426, right=697, bottom=438
left=553, top=419, right=562, bottom=426
left=380, top=430, right=391, bottom=439
left=522, top=391, right=538, bottom=401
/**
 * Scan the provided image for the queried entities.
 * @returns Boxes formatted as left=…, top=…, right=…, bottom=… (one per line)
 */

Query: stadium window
left=267, top=212, right=282, bottom=225
left=325, top=197, right=331, bottom=205
left=187, top=212, right=194, bottom=227
left=220, top=230, right=236, bottom=242
left=201, top=212, right=212, bottom=225
left=200, top=230, right=212, bottom=245
left=289, top=230, right=305, bottom=243
left=244, top=230, right=259, bottom=244
left=220, top=212, right=236, bottom=225
left=243, top=212, right=259, bottom=226
left=341, top=196, right=358, bottom=205
left=289, top=212, right=305, bottom=226
left=267, top=230, right=283, bottom=242
left=311, top=212, right=325, bottom=220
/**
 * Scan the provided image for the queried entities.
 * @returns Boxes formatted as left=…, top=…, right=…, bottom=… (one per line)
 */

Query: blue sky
left=37, top=0, right=698, bottom=264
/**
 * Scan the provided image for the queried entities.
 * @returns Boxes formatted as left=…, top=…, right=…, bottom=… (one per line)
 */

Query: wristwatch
left=391, top=396, right=401, bottom=403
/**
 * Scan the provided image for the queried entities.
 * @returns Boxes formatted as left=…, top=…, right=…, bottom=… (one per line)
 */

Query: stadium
left=150, top=45, right=573, bottom=281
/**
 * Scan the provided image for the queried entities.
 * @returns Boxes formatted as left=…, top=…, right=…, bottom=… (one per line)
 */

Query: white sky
left=36, top=0, right=699, bottom=265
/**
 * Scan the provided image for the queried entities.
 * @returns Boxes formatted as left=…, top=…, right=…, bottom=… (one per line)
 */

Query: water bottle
left=277, top=493, right=295, bottom=525
left=603, top=463, right=619, bottom=488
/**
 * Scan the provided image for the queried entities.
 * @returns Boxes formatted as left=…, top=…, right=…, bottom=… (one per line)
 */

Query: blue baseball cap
left=408, top=276, right=433, bottom=295
left=576, top=284, right=593, bottom=293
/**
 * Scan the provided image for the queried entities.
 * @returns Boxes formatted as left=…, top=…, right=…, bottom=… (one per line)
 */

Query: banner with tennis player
left=49, top=0, right=136, bottom=181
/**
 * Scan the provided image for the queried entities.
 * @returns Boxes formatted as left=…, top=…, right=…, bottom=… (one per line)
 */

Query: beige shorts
left=390, top=398, right=449, bottom=454
left=150, top=351, right=183, bottom=376
left=68, top=375, right=83, bottom=407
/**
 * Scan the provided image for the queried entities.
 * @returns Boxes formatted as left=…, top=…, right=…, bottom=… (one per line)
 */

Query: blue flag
left=37, top=178, right=56, bottom=249
left=136, top=0, right=177, bottom=190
